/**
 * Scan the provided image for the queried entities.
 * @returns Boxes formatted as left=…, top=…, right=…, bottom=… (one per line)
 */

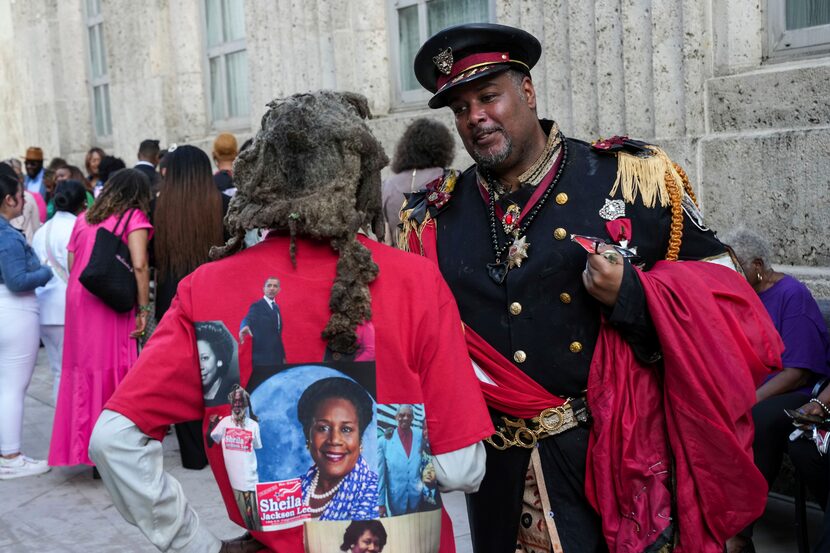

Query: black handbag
left=79, top=210, right=138, bottom=312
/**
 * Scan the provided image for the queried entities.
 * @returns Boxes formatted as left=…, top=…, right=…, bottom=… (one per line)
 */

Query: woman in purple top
left=724, top=228, right=830, bottom=553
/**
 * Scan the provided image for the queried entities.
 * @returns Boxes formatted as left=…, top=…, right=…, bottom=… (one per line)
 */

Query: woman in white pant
left=0, top=163, right=52, bottom=479
left=32, top=180, right=87, bottom=402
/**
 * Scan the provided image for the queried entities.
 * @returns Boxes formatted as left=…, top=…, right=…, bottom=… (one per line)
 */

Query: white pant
left=0, top=285, right=40, bottom=455
left=40, top=324, right=64, bottom=403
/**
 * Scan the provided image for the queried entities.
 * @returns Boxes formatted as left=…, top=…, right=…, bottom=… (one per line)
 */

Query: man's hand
left=582, top=247, right=624, bottom=307
left=219, top=532, right=264, bottom=553
left=239, top=326, right=252, bottom=344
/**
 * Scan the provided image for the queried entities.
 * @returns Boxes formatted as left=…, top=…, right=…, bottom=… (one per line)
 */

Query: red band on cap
left=436, top=51, right=511, bottom=90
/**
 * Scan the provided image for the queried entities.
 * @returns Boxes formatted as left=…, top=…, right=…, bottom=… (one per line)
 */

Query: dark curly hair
left=297, top=377, right=374, bottom=440
left=85, top=168, right=151, bottom=225
left=194, top=321, right=236, bottom=374
left=211, top=91, right=389, bottom=354
left=340, top=520, right=387, bottom=551
left=390, top=118, right=455, bottom=173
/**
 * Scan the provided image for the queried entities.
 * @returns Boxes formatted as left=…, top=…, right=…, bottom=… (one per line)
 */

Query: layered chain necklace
left=483, top=134, right=567, bottom=284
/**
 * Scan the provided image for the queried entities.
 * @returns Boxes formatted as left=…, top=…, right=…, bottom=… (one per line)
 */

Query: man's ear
left=522, top=76, right=537, bottom=110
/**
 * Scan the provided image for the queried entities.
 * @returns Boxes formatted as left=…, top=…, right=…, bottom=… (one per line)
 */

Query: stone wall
left=0, top=0, right=827, bottom=294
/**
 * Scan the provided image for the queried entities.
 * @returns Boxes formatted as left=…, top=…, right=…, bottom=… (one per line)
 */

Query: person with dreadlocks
left=208, top=385, right=263, bottom=532
left=89, top=90, right=493, bottom=553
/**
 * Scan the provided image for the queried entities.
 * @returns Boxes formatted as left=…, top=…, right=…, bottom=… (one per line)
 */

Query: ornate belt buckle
left=537, top=406, right=566, bottom=434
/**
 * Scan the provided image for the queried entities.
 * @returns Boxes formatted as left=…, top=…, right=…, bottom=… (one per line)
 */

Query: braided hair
left=210, top=91, right=389, bottom=354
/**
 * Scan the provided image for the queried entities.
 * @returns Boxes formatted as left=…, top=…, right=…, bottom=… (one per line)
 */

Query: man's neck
left=216, top=161, right=234, bottom=172
left=494, top=124, right=548, bottom=192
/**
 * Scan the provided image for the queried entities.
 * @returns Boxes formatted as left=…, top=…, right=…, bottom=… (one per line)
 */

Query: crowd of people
left=0, top=132, right=242, bottom=479
left=0, top=21, right=828, bottom=553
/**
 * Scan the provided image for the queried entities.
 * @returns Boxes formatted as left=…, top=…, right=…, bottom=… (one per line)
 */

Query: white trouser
left=0, top=285, right=40, bottom=455
left=39, top=324, right=64, bottom=403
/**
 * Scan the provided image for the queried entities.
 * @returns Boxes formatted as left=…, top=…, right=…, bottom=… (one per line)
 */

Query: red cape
left=585, top=261, right=782, bottom=552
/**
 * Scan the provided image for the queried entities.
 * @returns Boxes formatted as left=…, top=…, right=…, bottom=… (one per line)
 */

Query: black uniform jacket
left=429, top=127, right=727, bottom=552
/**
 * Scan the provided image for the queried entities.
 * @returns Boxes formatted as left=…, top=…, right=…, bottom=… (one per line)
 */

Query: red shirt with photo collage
left=106, top=233, right=494, bottom=553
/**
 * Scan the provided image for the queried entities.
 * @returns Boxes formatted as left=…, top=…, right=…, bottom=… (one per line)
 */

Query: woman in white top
left=32, top=180, right=87, bottom=402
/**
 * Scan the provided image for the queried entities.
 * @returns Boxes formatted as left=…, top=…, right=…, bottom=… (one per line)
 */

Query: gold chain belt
left=486, top=399, right=590, bottom=450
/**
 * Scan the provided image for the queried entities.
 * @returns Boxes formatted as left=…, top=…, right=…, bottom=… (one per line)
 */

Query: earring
left=305, top=440, right=310, bottom=450
left=217, top=360, right=223, bottom=367
left=756, top=272, right=763, bottom=282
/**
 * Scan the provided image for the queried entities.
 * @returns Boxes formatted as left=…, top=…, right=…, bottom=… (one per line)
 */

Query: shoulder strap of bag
left=113, top=209, right=135, bottom=240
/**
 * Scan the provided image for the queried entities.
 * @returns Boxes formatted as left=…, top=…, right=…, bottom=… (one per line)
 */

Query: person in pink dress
left=49, top=168, right=153, bottom=468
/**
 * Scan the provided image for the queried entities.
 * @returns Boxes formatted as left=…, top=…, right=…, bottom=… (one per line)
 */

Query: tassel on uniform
left=611, top=146, right=680, bottom=208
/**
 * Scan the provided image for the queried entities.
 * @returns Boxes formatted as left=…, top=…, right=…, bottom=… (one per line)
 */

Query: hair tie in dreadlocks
left=211, top=91, right=389, bottom=354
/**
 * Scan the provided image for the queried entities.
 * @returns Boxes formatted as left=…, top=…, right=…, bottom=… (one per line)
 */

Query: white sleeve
left=88, top=410, right=222, bottom=553
left=432, top=441, right=487, bottom=494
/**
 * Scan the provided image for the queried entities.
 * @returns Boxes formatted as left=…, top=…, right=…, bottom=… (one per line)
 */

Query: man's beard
left=471, top=129, right=513, bottom=171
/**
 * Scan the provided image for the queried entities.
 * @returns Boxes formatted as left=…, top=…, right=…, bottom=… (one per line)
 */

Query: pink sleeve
left=124, top=208, right=154, bottom=241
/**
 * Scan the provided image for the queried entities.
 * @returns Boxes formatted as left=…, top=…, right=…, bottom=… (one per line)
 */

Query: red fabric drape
left=464, top=325, right=565, bottom=419
left=586, top=261, right=782, bottom=553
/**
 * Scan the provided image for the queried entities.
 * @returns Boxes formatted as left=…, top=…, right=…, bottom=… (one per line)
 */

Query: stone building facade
left=0, top=0, right=828, bottom=292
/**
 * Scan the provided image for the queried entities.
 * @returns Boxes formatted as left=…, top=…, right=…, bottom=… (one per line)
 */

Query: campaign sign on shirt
left=256, top=479, right=309, bottom=528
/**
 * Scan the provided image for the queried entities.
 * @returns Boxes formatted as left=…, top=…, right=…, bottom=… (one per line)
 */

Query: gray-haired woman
left=723, top=227, right=830, bottom=553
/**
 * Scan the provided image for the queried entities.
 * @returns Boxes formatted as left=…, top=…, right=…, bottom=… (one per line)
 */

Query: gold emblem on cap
left=433, top=47, right=454, bottom=75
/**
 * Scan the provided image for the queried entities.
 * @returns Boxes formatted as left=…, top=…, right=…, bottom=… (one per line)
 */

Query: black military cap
left=414, top=23, right=542, bottom=109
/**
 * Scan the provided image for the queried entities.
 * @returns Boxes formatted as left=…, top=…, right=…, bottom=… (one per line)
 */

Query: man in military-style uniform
left=401, top=23, right=778, bottom=553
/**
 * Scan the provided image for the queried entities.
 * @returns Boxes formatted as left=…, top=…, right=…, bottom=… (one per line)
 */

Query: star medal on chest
left=502, top=203, right=529, bottom=269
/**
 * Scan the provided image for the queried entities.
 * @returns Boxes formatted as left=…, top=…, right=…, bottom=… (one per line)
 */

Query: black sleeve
left=605, top=262, right=662, bottom=363
left=604, top=204, right=731, bottom=363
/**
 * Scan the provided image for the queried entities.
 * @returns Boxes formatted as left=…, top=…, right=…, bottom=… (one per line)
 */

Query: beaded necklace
left=483, top=136, right=568, bottom=284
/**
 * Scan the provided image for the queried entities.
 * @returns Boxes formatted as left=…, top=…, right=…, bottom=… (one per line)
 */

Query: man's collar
left=24, top=168, right=44, bottom=183
left=135, top=160, right=155, bottom=168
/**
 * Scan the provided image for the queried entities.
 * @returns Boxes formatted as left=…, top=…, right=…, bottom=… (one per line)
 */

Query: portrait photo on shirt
left=194, top=321, right=241, bottom=407
left=241, top=361, right=379, bottom=530
left=304, top=512, right=441, bottom=553
left=239, top=276, right=287, bottom=371
left=206, top=385, right=262, bottom=530
left=376, top=403, right=442, bottom=518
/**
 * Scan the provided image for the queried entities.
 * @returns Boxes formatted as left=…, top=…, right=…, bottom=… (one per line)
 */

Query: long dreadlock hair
left=210, top=91, right=389, bottom=354
left=85, top=168, right=152, bottom=225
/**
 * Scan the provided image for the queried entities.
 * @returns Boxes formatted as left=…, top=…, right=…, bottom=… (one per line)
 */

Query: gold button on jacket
left=513, top=350, right=527, bottom=363
left=553, top=227, right=567, bottom=240
left=559, top=292, right=572, bottom=304
left=569, top=341, right=583, bottom=353
left=555, top=192, right=568, bottom=205
left=509, top=302, right=522, bottom=315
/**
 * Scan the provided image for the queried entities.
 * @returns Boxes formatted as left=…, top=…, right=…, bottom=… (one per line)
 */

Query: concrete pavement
left=1, top=347, right=821, bottom=552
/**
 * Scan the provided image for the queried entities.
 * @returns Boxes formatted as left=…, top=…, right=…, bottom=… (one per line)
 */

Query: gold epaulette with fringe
left=595, top=138, right=700, bottom=261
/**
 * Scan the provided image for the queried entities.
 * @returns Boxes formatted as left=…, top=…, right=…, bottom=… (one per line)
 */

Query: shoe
left=0, top=455, right=50, bottom=480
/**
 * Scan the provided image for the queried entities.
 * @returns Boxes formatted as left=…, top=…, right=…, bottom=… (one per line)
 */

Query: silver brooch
left=433, top=47, right=453, bottom=75
left=599, top=198, right=625, bottom=220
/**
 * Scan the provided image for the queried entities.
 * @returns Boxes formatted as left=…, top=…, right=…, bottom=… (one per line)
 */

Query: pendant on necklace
left=501, top=204, right=521, bottom=235
left=486, top=262, right=508, bottom=284
left=507, top=235, right=530, bottom=269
